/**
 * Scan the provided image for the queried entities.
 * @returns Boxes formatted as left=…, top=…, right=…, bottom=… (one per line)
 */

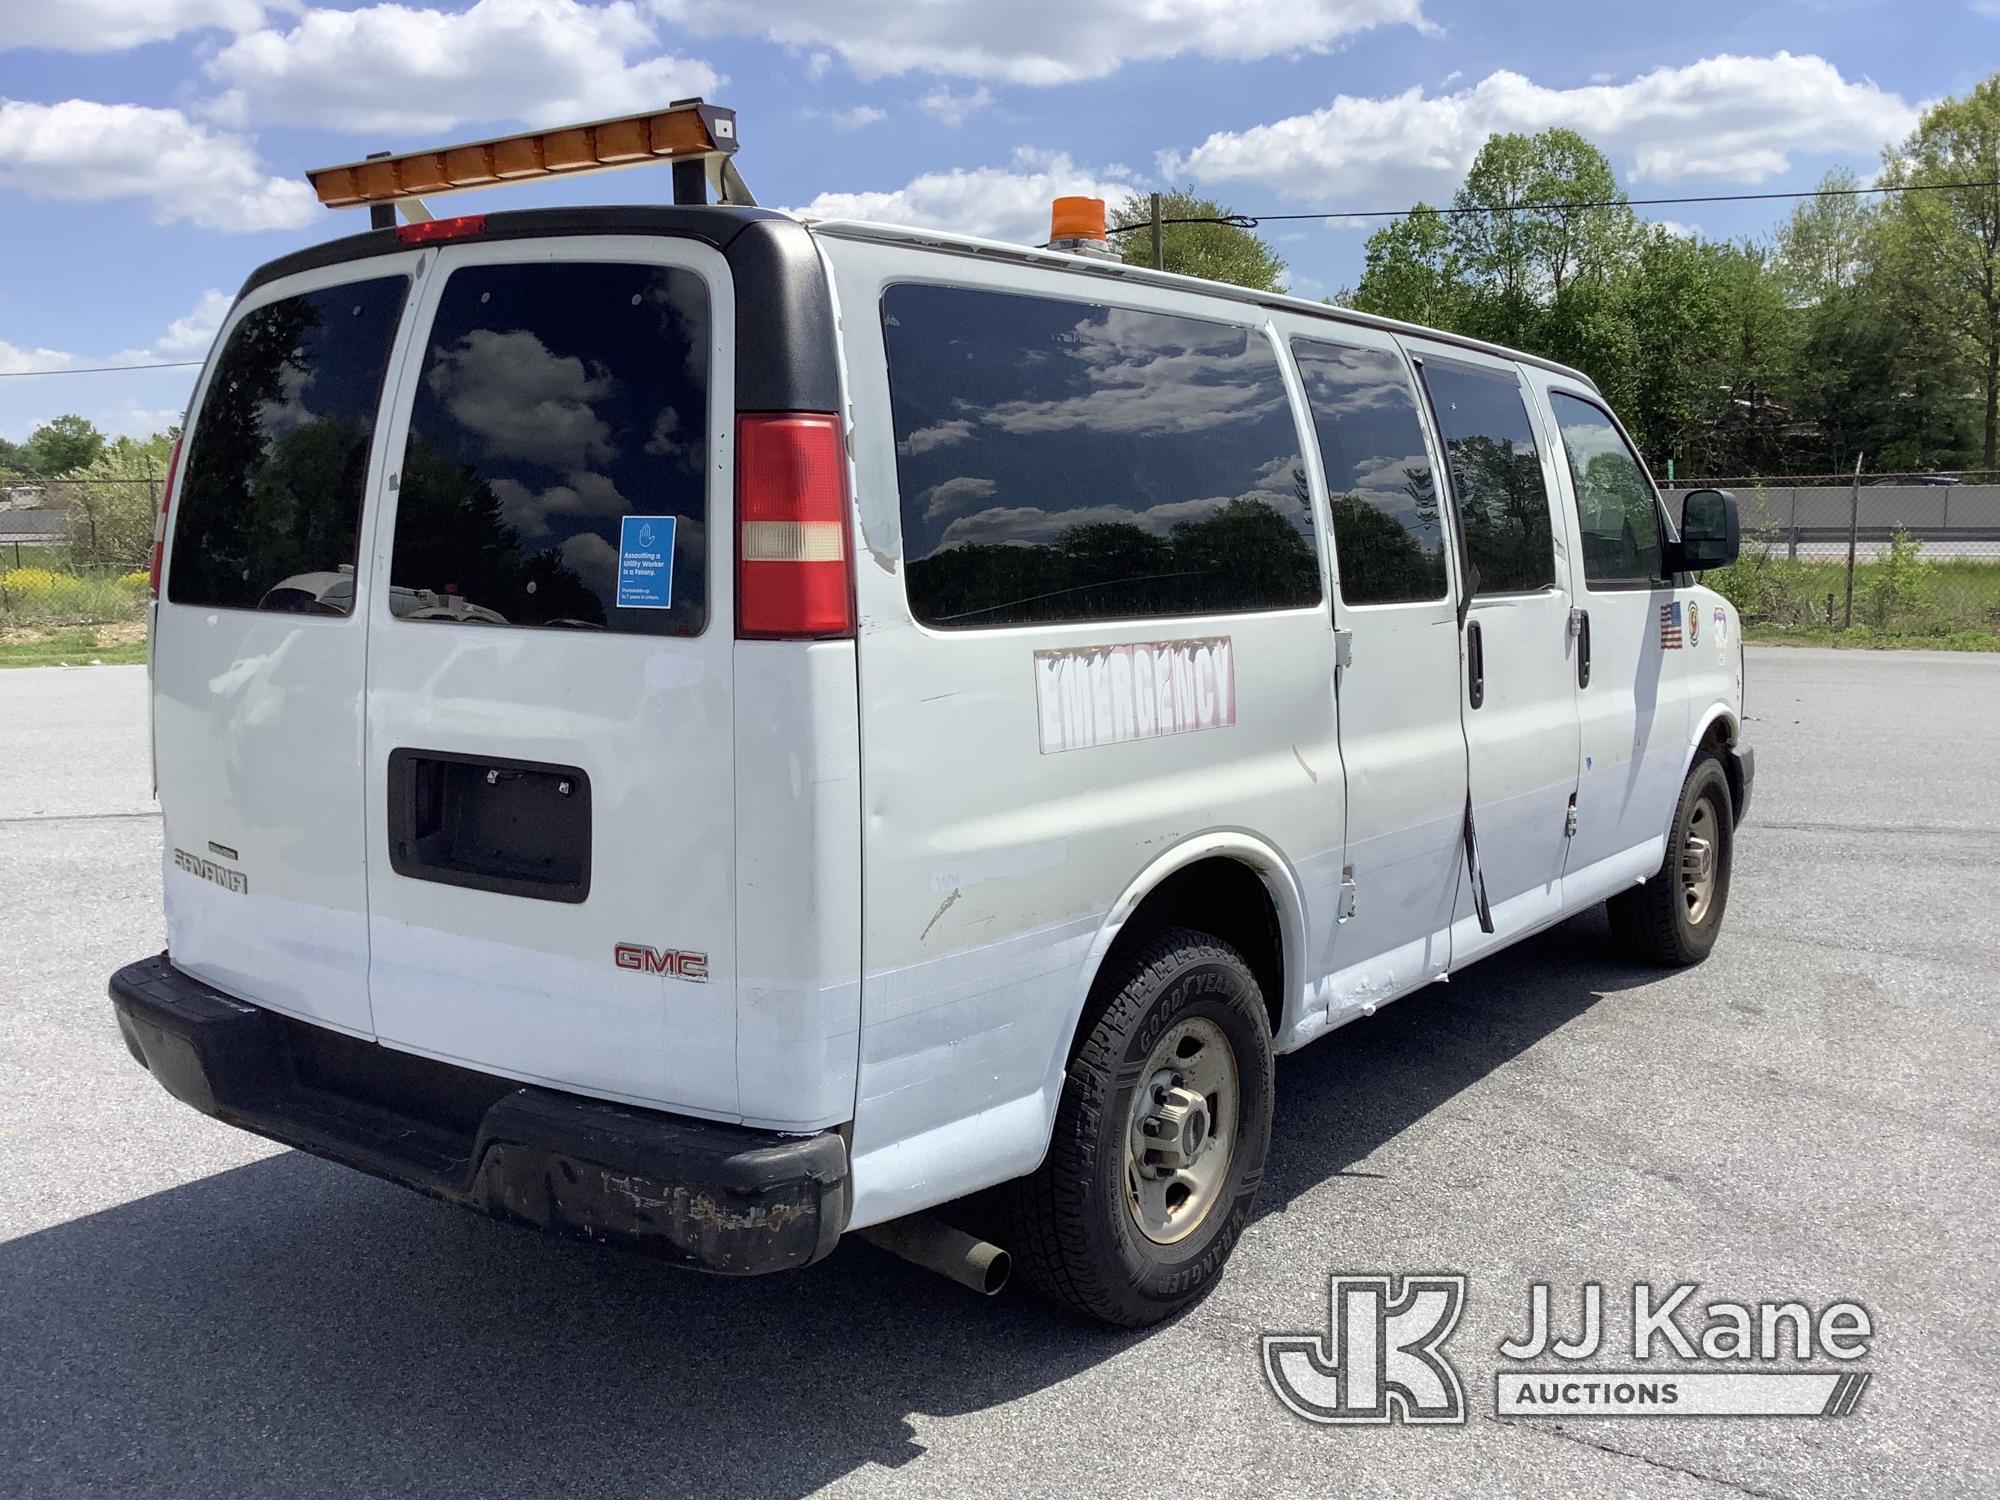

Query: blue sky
left=2, top=0, right=1994, bottom=442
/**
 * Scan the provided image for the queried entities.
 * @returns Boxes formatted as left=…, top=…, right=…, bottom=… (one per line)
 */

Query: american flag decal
left=1659, top=601, right=1684, bottom=648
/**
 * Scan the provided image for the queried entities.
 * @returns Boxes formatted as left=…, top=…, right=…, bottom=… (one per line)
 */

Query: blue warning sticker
left=617, top=515, right=677, bottom=610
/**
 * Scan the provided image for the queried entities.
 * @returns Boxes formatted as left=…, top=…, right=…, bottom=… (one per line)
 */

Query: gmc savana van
left=110, top=110, right=1751, bottom=1327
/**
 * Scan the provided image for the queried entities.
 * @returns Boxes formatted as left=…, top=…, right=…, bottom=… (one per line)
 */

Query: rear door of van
left=359, top=236, right=741, bottom=1117
left=155, top=256, right=423, bottom=1037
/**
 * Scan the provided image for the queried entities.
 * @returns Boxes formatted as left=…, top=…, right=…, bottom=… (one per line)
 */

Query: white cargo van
left=111, top=109, right=1751, bottom=1326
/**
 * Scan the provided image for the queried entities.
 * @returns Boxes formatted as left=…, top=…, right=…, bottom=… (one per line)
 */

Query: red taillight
left=736, top=413, right=853, bottom=639
left=395, top=214, right=485, bottom=246
left=149, top=436, right=182, bottom=599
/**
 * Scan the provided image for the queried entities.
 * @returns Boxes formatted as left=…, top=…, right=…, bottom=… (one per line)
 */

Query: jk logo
left=1262, top=1274, right=1468, bottom=1425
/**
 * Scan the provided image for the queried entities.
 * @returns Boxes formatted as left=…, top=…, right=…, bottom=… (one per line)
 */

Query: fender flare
left=1686, top=701, right=1738, bottom=775
left=1024, top=829, right=1312, bottom=1159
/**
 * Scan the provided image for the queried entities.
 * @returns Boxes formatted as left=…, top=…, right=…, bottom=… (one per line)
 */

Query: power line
left=11, top=178, right=1998, bottom=373
left=1104, top=177, right=2000, bottom=233
left=0, top=359, right=202, bottom=379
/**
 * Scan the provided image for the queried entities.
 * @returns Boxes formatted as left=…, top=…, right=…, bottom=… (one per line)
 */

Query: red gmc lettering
left=613, top=944, right=709, bottom=982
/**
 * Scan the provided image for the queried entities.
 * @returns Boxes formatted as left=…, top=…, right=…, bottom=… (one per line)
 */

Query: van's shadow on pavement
left=3, top=910, right=1652, bottom=1498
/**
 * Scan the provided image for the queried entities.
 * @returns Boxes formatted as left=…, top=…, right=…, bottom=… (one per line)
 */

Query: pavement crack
left=1494, top=1416, right=1804, bottom=1500
left=0, top=810, right=160, bottom=826
left=1755, top=818, right=1999, bottom=838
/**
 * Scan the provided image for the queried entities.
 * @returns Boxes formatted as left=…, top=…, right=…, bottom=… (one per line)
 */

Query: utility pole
left=1842, top=452, right=1863, bottom=630
left=1150, top=192, right=1164, bottom=271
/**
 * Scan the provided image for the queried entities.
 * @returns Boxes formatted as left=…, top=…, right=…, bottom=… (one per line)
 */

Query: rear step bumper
left=108, top=954, right=848, bottom=1275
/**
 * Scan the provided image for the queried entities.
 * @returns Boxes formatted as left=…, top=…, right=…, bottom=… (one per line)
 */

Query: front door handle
left=1466, top=619, right=1485, bottom=709
left=1573, top=607, right=1591, bottom=689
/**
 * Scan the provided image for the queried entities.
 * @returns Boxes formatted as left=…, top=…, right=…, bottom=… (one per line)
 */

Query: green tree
left=1111, top=189, right=1288, bottom=292
left=1875, top=77, right=2000, bottom=466
left=1451, top=129, right=1640, bottom=313
left=1349, top=206, right=1465, bottom=327
left=1775, top=167, right=1877, bottom=305
left=0, top=435, right=29, bottom=477
left=24, top=414, right=107, bottom=475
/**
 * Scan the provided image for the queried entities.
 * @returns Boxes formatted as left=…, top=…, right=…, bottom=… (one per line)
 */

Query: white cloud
left=0, top=98, right=314, bottom=231
left=155, top=290, right=234, bottom=359
left=205, top=0, right=722, bottom=134
left=652, top=0, right=1428, bottom=85
left=918, top=85, right=992, bottom=128
left=0, top=340, right=82, bottom=377
left=1164, top=53, right=1921, bottom=202
left=0, top=0, right=262, bottom=54
left=0, top=289, right=234, bottom=382
left=813, top=104, right=887, bottom=131
left=791, top=147, right=1143, bottom=245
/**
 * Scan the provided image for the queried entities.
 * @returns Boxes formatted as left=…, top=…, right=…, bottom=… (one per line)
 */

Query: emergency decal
left=1688, top=604, right=1700, bottom=648
left=1034, top=637, right=1236, bottom=754
left=616, top=515, right=677, bottom=609
left=1715, top=606, right=1729, bottom=663
left=1659, top=601, right=1684, bottom=650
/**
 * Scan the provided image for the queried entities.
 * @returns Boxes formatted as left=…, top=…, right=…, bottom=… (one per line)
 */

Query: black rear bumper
left=108, top=954, right=848, bottom=1275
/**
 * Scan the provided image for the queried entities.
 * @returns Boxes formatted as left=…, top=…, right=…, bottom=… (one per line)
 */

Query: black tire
left=1607, top=753, right=1735, bottom=966
left=1003, top=926, right=1274, bottom=1327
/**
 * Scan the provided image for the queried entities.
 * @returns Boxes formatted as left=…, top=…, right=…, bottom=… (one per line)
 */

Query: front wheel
left=1004, top=927, right=1274, bottom=1327
left=1607, top=753, right=1735, bottom=966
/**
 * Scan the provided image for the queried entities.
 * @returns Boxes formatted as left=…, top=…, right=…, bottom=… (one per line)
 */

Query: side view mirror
left=1671, top=488, right=1740, bottom=572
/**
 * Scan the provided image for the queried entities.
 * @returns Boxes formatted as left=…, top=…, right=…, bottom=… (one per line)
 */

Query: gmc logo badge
left=614, top=943, right=709, bottom=982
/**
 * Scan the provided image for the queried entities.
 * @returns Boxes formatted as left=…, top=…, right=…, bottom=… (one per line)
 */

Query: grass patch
left=1743, top=624, right=2000, bottom=652
left=1, top=565, right=149, bottom=628
left=1709, top=534, right=2000, bottom=641
left=0, top=624, right=148, bottom=668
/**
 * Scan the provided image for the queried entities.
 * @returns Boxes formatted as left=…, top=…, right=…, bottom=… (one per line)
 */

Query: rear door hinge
left=1564, top=794, right=1578, bottom=839
left=1333, top=627, right=1354, bottom=672
left=1338, top=865, right=1358, bottom=923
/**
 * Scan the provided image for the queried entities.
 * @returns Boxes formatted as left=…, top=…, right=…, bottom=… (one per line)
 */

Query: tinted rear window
left=390, top=261, right=710, bottom=635
left=884, top=283, right=1319, bottom=628
left=168, top=277, right=407, bottom=613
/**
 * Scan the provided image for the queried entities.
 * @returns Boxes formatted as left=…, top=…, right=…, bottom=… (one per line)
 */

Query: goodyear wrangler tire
left=1004, top=926, right=1274, bottom=1327
left=1607, top=753, right=1735, bottom=967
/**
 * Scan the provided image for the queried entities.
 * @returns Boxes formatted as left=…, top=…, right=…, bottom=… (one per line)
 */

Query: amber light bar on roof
left=307, top=100, right=738, bottom=209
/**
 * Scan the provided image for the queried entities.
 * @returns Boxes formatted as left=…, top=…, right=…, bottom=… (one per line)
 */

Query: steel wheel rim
left=1126, top=1015, right=1239, bottom=1246
left=1681, top=794, right=1720, bottom=926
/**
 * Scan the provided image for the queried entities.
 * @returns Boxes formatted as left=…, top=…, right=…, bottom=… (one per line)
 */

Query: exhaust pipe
left=859, top=1216, right=1011, bottom=1297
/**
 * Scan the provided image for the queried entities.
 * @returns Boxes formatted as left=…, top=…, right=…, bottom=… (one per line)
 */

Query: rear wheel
left=1004, top=926, right=1273, bottom=1327
left=1607, top=753, right=1735, bottom=966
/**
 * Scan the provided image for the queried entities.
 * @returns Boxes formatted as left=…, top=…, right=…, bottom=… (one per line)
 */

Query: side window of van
left=1549, top=392, right=1666, bottom=587
left=883, top=283, right=1319, bottom=628
left=390, top=261, right=710, bottom=636
left=1292, top=340, right=1446, bottom=605
left=168, top=277, right=408, bottom=613
left=1420, top=361, right=1556, bottom=594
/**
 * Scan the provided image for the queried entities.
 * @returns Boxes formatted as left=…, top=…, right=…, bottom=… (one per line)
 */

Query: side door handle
left=1572, top=607, right=1591, bottom=689
left=1466, top=619, right=1485, bottom=709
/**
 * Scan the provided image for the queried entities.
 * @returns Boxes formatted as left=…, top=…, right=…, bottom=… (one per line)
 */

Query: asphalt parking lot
left=2, top=648, right=1996, bottom=1499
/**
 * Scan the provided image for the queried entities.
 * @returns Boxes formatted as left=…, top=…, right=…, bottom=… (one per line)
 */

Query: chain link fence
left=1664, top=474, right=2000, bottom=640
left=0, top=477, right=161, bottom=627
